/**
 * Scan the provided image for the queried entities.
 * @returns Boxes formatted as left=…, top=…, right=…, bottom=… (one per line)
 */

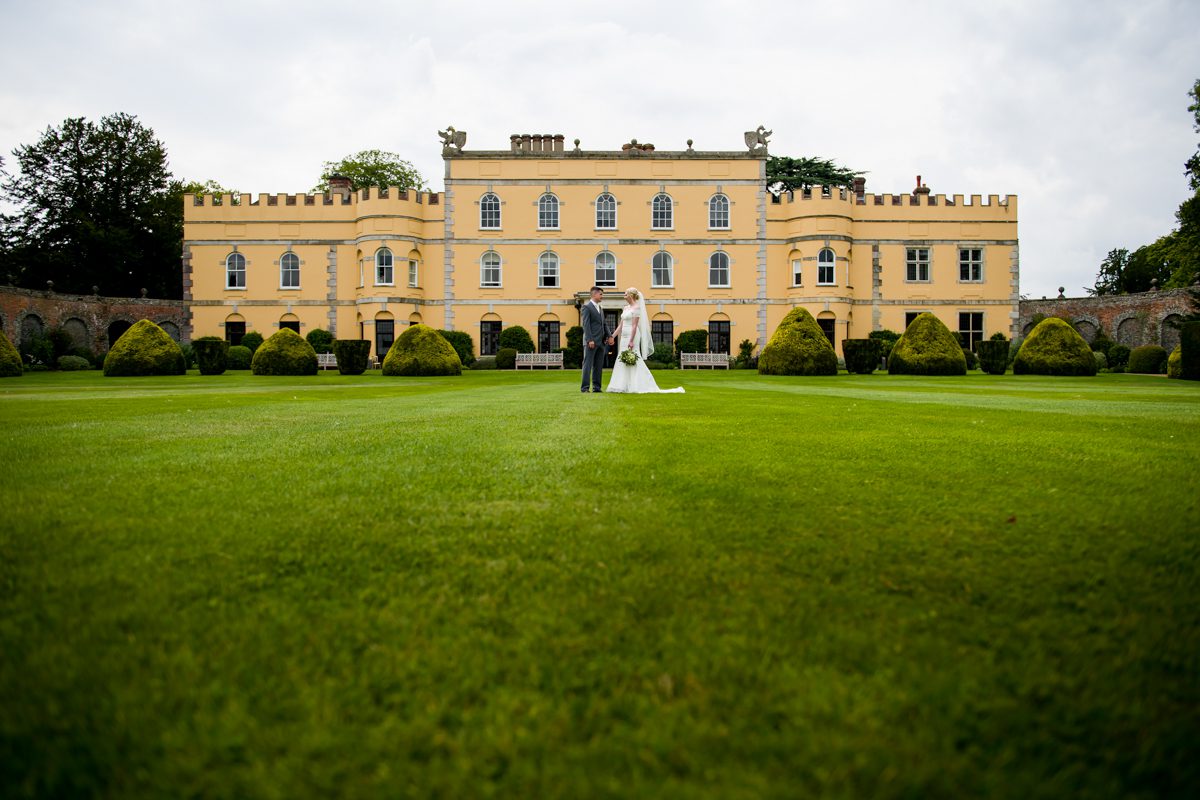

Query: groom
left=580, top=286, right=615, bottom=392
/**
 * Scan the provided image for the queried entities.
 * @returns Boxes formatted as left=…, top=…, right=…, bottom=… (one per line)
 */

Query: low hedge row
left=332, top=339, right=371, bottom=375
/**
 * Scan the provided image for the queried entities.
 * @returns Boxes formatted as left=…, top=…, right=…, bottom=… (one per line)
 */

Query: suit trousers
left=581, top=341, right=607, bottom=391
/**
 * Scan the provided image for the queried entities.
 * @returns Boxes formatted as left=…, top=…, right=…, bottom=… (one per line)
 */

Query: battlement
left=187, top=187, right=443, bottom=208
left=768, top=187, right=1014, bottom=208
left=184, top=187, right=445, bottom=225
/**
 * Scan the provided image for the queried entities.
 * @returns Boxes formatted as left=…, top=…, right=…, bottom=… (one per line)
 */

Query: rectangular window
left=905, top=311, right=926, bottom=328
left=959, top=248, right=983, bottom=282
left=818, top=262, right=835, bottom=285
left=906, top=247, right=930, bottom=282
left=375, top=320, right=395, bottom=361
left=481, top=255, right=502, bottom=288
left=281, top=260, right=300, bottom=289
left=376, top=261, right=393, bottom=286
left=791, top=259, right=803, bottom=286
left=480, top=320, right=502, bottom=356
left=408, top=260, right=419, bottom=287
left=709, top=253, right=730, bottom=288
left=959, top=312, right=984, bottom=351
left=537, top=321, right=560, bottom=353
left=708, top=321, right=731, bottom=355
left=224, top=321, right=245, bottom=346
left=651, top=320, right=674, bottom=347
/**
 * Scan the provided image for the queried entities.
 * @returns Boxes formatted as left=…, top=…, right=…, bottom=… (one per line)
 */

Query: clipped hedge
left=495, top=347, right=517, bottom=370
left=227, top=345, right=252, bottom=370
left=251, top=328, right=318, bottom=376
left=1127, top=344, right=1168, bottom=375
left=841, top=339, right=881, bottom=374
left=1179, top=321, right=1200, bottom=381
left=675, top=329, right=708, bottom=359
left=888, top=313, right=967, bottom=376
left=977, top=339, right=1009, bottom=374
left=241, top=331, right=264, bottom=354
left=192, top=336, right=229, bottom=375
left=498, top=325, right=535, bottom=354
left=1167, top=345, right=1182, bottom=379
left=1108, top=344, right=1131, bottom=369
left=306, top=328, right=334, bottom=354
left=1013, top=317, right=1097, bottom=376
left=103, top=319, right=186, bottom=377
left=437, top=329, right=476, bottom=367
left=57, top=355, right=92, bottom=371
left=1094, top=351, right=1108, bottom=371
left=332, top=339, right=371, bottom=375
left=0, top=330, right=22, bottom=377
left=383, top=324, right=463, bottom=376
left=758, top=307, right=838, bottom=376
left=563, top=326, right=584, bottom=369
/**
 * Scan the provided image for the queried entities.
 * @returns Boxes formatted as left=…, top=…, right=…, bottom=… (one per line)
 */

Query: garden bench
left=317, top=353, right=338, bottom=370
left=515, top=352, right=564, bottom=369
left=680, top=352, right=730, bottom=369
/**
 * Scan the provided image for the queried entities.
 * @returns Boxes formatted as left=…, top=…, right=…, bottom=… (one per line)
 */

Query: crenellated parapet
left=187, top=187, right=444, bottom=213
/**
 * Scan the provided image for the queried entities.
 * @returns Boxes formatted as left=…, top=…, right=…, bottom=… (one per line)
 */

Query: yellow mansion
left=183, top=130, right=1018, bottom=360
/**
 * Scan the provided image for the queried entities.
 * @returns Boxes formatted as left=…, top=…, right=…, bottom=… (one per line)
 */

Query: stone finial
left=1150, top=278, right=1160, bottom=291
left=573, top=138, right=581, bottom=153
left=92, top=285, right=99, bottom=295
left=686, top=139, right=694, bottom=152
left=46, top=280, right=54, bottom=293
left=1057, top=286, right=1065, bottom=299
left=140, top=288, right=148, bottom=298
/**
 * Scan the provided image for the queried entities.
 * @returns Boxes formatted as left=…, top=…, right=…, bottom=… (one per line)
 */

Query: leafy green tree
left=766, top=155, right=864, bottom=193
left=1088, top=248, right=1129, bottom=296
left=178, top=179, right=239, bottom=205
left=0, top=113, right=181, bottom=297
left=312, top=150, right=427, bottom=193
left=1186, top=78, right=1199, bottom=191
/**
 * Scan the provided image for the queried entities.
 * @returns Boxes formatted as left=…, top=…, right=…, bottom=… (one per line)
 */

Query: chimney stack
left=853, top=177, right=866, bottom=202
left=328, top=175, right=352, bottom=202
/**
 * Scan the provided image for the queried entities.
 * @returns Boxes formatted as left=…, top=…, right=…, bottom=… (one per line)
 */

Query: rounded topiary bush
left=888, top=313, right=967, bottom=376
left=382, top=324, right=463, bottom=376
left=192, top=336, right=229, bottom=375
left=57, top=355, right=92, bottom=371
left=675, top=329, right=708, bottom=359
left=1108, top=343, right=1131, bottom=370
left=437, top=330, right=476, bottom=367
left=1167, top=345, right=1182, bottom=379
left=103, top=319, right=186, bottom=377
left=227, top=345, right=252, bottom=370
left=1094, top=351, right=1108, bottom=371
left=497, top=325, right=534, bottom=354
left=977, top=339, right=1009, bottom=375
left=1012, top=317, right=1097, bottom=376
left=305, top=328, right=334, bottom=354
left=841, top=339, right=881, bottom=374
left=1127, top=344, right=1168, bottom=374
left=495, top=347, right=518, bottom=371
left=240, top=331, right=264, bottom=354
left=0, top=330, right=22, bottom=377
left=251, top=328, right=318, bottom=375
left=758, top=307, right=838, bottom=376
left=332, top=339, right=372, bottom=375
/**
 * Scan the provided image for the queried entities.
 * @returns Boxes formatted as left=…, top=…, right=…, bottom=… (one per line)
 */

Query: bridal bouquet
left=617, top=349, right=639, bottom=366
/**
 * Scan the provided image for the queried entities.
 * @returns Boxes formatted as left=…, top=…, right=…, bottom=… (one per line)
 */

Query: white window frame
left=708, top=193, right=730, bottom=229
left=538, top=193, right=560, bottom=230
left=279, top=252, right=300, bottom=290
left=594, top=251, right=616, bottom=287
left=791, top=258, right=803, bottom=286
left=817, top=248, right=836, bottom=286
left=708, top=251, right=730, bottom=288
left=480, top=192, right=501, bottom=229
left=651, top=193, right=673, bottom=230
left=906, top=247, right=931, bottom=283
left=538, top=251, right=560, bottom=288
left=225, top=252, right=246, bottom=290
left=408, top=259, right=419, bottom=288
left=595, top=192, right=617, bottom=230
left=959, top=247, right=983, bottom=283
left=480, top=251, right=502, bottom=288
left=375, top=247, right=394, bottom=286
left=651, top=251, right=673, bottom=288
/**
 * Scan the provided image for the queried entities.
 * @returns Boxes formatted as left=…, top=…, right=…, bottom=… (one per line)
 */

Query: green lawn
left=1, top=369, right=1197, bottom=798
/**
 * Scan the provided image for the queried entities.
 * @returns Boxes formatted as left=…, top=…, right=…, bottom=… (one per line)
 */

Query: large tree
left=0, top=113, right=182, bottom=297
left=1186, top=78, right=1199, bottom=191
left=765, top=155, right=864, bottom=194
left=312, top=150, right=427, bottom=193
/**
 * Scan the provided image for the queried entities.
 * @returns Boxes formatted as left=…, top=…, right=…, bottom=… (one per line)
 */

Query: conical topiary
left=1013, top=317, right=1097, bottom=376
left=1167, top=345, right=1182, bottom=379
left=103, top=319, right=186, bottom=377
left=251, top=328, right=318, bottom=375
left=382, top=324, right=463, bottom=376
left=888, top=313, right=968, bottom=376
left=0, top=329, right=22, bottom=377
left=757, top=307, right=838, bottom=376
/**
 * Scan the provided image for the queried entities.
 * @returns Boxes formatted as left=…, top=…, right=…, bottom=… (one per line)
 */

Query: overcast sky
left=1, top=0, right=1197, bottom=298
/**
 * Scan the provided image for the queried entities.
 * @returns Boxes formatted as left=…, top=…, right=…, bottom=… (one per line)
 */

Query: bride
left=606, top=287, right=685, bottom=394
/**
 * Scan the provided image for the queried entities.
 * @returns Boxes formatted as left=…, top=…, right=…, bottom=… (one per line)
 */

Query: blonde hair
left=624, top=287, right=640, bottom=301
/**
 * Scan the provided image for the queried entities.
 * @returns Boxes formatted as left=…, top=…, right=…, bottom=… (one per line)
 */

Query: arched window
left=651, top=193, right=673, bottom=229
left=539, top=251, right=559, bottom=288
left=538, top=193, right=559, bottom=229
left=708, top=194, right=730, bottom=229
left=280, top=252, right=300, bottom=289
left=652, top=252, right=673, bottom=288
left=480, top=192, right=501, bottom=229
left=595, top=251, right=616, bottom=287
left=817, top=248, right=835, bottom=285
left=596, top=193, right=617, bottom=229
left=481, top=251, right=502, bottom=287
left=375, top=247, right=394, bottom=285
left=708, top=252, right=730, bottom=287
left=225, top=253, right=246, bottom=289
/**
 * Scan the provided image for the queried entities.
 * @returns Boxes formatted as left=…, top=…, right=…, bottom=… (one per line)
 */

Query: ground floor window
left=279, top=320, right=300, bottom=333
left=817, top=318, right=835, bottom=346
left=480, top=320, right=502, bottom=356
left=538, top=321, right=560, bottom=352
left=959, top=312, right=984, bottom=351
left=376, top=320, right=395, bottom=360
left=905, top=311, right=927, bottom=329
left=225, top=321, right=245, bottom=346
left=708, top=321, right=730, bottom=354
left=651, top=320, right=673, bottom=347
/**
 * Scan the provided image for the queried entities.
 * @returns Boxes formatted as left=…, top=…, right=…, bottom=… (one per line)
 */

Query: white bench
left=680, top=352, right=730, bottom=369
left=317, top=353, right=338, bottom=370
left=515, top=352, right=564, bottom=369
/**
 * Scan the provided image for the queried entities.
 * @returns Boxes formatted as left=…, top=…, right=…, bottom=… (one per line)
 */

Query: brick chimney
left=328, top=174, right=352, bottom=202
left=853, top=177, right=866, bottom=203
left=913, top=175, right=930, bottom=196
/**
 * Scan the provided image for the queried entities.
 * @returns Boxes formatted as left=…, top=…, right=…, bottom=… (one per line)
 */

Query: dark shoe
left=593, top=388, right=603, bottom=393
left=580, top=388, right=590, bottom=393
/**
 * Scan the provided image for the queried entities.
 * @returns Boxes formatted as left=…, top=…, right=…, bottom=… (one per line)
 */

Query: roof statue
left=439, top=126, right=466, bottom=155
left=744, top=125, right=771, bottom=154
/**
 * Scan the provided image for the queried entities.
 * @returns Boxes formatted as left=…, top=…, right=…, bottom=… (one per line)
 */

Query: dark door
left=376, top=320, right=395, bottom=360
left=708, top=321, right=730, bottom=355
left=604, top=308, right=621, bottom=367
left=480, top=321, right=501, bottom=356
left=817, top=318, right=835, bottom=347
left=538, top=321, right=560, bottom=353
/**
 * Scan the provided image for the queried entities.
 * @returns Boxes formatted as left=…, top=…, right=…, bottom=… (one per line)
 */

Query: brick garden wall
left=0, top=285, right=190, bottom=354
left=1019, top=288, right=1195, bottom=351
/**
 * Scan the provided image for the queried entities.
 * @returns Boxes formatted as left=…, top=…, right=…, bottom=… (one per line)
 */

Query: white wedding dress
left=606, top=304, right=685, bottom=394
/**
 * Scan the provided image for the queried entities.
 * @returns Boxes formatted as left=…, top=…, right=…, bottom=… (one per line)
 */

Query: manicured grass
left=1, top=369, right=1198, bottom=798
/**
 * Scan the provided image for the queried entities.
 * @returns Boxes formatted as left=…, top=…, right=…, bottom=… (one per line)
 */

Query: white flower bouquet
left=618, top=349, right=639, bottom=366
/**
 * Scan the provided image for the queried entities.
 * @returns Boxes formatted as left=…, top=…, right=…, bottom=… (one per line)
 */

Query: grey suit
left=580, top=300, right=613, bottom=391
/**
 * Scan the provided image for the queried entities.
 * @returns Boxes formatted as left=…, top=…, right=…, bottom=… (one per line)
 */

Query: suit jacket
left=581, top=301, right=612, bottom=345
